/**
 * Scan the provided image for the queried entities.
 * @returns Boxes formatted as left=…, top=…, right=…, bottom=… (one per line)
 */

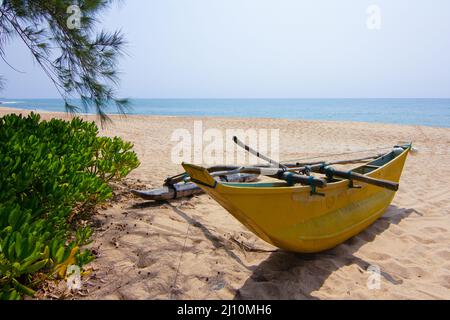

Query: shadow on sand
left=234, top=205, right=421, bottom=300
left=168, top=202, right=255, bottom=271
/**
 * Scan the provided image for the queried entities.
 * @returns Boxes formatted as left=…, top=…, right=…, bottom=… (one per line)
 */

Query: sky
left=1, top=0, right=450, bottom=99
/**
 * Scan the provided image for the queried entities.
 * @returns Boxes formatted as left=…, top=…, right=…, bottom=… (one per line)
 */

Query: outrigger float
left=132, top=172, right=258, bottom=201
left=181, top=137, right=412, bottom=253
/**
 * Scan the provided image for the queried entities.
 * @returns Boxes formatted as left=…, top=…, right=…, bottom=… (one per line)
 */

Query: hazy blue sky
left=1, top=0, right=450, bottom=98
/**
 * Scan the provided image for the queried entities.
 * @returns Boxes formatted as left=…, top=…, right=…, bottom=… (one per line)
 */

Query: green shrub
left=0, top=113, right=140, bottom=299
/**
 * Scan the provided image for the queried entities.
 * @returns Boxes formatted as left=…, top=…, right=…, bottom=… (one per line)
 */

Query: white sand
left=2, top=107, right=449, bottom=300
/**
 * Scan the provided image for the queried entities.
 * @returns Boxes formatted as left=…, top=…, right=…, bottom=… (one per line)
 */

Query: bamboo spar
left=163, top=153, right=379, bottom=186
left=233, top=136, right=286, bottom=168
left=230, top=136, right=401, bottom=192
left=231, top=137, right=328, bottom=188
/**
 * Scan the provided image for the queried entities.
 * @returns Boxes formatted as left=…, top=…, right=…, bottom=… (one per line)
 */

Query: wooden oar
left=233, top=136, right=286, bottom=168
left=319, top=166, right=399, bottom=191
left=230, top=136, right=398, bottom=190
left=167, top=135, right=394, bottom=190
left=283, top=161, right=399, bottom=192
left=231, top=136, right=328, bottom=187
left=165, top=152, right=382, bottom=185
left=211, top=159, right=398, bottom=191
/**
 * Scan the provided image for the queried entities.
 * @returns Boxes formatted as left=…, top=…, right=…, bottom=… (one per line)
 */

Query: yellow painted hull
left=183, top=147, right=410, bottom=253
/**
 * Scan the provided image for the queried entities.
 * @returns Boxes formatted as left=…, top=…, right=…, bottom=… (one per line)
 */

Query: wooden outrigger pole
left=232, top=136, right=287, bottom=169
left=232, top=136, right=399, bottom=192
left=133, top=137, right=401, bottom=201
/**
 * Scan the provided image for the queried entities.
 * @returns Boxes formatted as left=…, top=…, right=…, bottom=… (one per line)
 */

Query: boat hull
left=183, top=147, right=410, bottom=253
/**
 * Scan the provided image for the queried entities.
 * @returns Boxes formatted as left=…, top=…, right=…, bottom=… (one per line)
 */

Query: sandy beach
left=1, top=107, right=449, bottom=300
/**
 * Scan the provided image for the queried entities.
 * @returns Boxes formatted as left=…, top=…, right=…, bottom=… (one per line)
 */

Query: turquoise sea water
left=1, top=98, right=449, bottom=128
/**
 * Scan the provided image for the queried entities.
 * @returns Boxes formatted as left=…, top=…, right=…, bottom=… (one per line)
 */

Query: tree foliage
left=0, top=0, right=128, bottom=122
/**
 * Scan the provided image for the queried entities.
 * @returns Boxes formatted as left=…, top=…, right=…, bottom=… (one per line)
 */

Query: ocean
left=1, top=98, right=449, bottom=128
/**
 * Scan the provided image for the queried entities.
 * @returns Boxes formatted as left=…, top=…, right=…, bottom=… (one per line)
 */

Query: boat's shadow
left=234, top=205, right=421, bottom=300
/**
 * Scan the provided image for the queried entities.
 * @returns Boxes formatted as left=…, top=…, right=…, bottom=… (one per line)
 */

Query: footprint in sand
left=136, top=253, right=158, bottom=269
left=364, top=252, right=392, bottom=261
left=420, top=227, right=448, bottom=234
left=400, top=234, right=437, bottom=245
left=439, top=275, right=450, bottom=289
left=436, top=250, right=450, bottom=260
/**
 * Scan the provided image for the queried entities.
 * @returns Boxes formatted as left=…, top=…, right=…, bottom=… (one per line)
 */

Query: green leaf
left=0, top=113, right=139, bottom=299
left=12, top=279, right=36, bottom=297
left=25, top=259, right=48, bottom=274
left=54, top=247, right=66, bottom=264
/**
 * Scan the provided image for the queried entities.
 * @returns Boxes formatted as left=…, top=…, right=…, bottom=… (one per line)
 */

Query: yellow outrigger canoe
left=182, top=145, right=411, bottom=253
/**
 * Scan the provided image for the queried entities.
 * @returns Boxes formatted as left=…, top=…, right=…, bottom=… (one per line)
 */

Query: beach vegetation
left=0, top=113, right=140, bottom=299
